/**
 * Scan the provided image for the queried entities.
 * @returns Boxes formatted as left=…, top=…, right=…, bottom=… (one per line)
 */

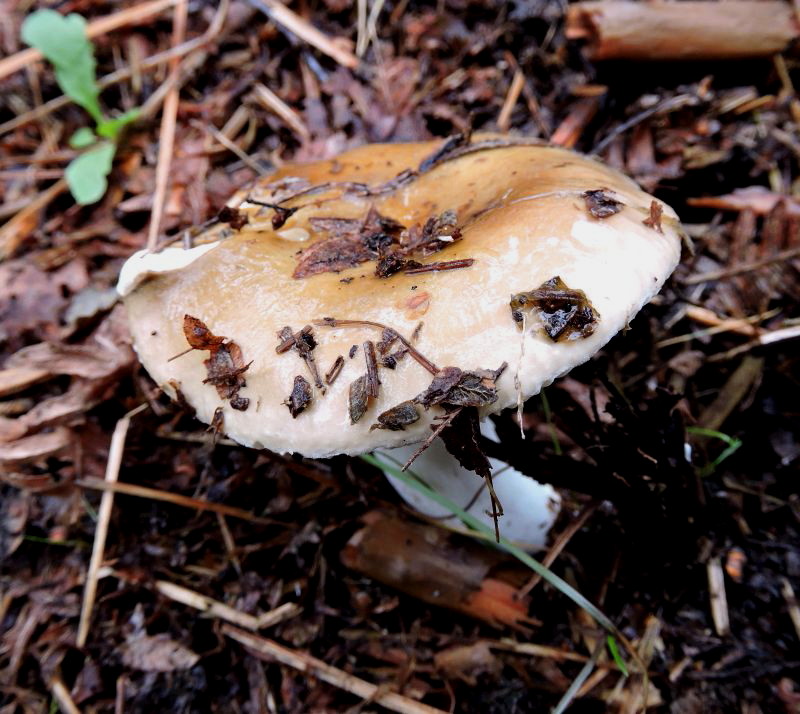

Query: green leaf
left=21, top=9, right=103, bottom=123
left=97, top=109, right=140, bottom=140
left=69, top=127, right=96, bottom=149
left=65, top=141, right=115, bottom=205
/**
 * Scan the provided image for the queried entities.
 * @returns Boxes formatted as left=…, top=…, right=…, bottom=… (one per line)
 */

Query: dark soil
left=1, top=1, right=799, bottom=712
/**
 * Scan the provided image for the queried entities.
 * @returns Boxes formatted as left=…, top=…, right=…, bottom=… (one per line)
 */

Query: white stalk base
left=377, top=429, right=561, bottom=552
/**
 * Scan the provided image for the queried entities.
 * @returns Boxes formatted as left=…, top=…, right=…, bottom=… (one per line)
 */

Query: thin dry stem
left=154, top=579, right=301, bottom=630
left=223, top=625, right=447, bottom=714
left=76, top=403, right=147, bottom=648
left=76, top=477, right=279, bottom=525
left=145, top=0, right=188, bottom=252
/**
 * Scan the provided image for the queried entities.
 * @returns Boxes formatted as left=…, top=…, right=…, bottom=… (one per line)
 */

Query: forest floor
left=1, top=0, right=799, bottom=712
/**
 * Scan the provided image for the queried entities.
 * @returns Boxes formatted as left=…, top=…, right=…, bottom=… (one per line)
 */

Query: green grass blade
left=360, top=452, right=619, bottom=635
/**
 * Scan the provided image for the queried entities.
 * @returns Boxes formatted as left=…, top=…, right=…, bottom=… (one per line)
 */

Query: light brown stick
left=566, top=1, right=798, bottom=61
left=0, top=0, right=178, bottom=81
left=250, top=0, right=359, bottom=69
left=146, top=0, right=188, bottom=252
left=223, top=625, right=447, bottom=714
left=76, top=404, right=147, bottom=648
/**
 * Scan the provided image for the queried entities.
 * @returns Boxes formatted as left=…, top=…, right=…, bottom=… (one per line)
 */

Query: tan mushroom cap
left=121, top=137, right=683, bottom=457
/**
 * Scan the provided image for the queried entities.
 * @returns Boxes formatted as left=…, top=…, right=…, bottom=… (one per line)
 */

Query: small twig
left=683, top=246, right=800, bottom=284
left=364, top=341, right=380, bottom=398
left=246, top=0, right=359, bottom=69
left=154, top=579, right=301, bottom=631
left=403, top=259, right=475, bottom=275
left=781, top=578, right=800, bottom=643
left=707, top=556, right=730, bottom=636
left=76, top=403, right=147, bottom=648
left=0, top=178, right=68, bottom=260
left=250, top=83, right=311, bottom=141
left=324, top=356, right=345, bottom=386
left=223, top=625, right=446, bottom=714
left=518, top=500, right=600, bottom=597
left=315, top=318, right=439, bottom=375
left=0, top=0, right=178, bottom=81
left=49, top=676, right=81, bottom=714
left=76, top=477, right=278, bottom=526
left=145, top=0, right=188, bottom=252
left=497, top=69, right=525, bottom=132
left=401, top=408, right=462, bottom=472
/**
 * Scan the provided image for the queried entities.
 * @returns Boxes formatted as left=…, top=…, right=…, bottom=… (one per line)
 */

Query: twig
left=706, top=557, right=730, bottom=636
left=154, top=579, right=301, bottom=630
left=497, top=69, right=525, bottom=133
left=403, top=259, right=475, bottom=275
left=0, top=178, right=67, bottom=260
left=683, top=246, right=800, bottom=285
left=76, top=477, right=279, bottom=526
left=0, top=0, right=178, bottom=81
left=314, top=318, right=439, bottom=375
left=251, top=83, right=311, bottom=141
left=246, top=0, right=359, bottom=69
left=781, top=578, right=800, bottom=643
left=76, top=403, right=147, bottom=648
left=550, top=97, right=600, bottom=148
left=518, top=500, right=599, bottom=597
left=401, top=408, right=462, bottom=472
left=49, top=676, right=81, bottom=714
left=223, top=625, right=447, bottom=714
left=146, top=0, right=188, bottom=252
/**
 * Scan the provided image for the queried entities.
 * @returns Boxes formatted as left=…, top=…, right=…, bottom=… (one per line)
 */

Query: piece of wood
left=566, top=1, right=798, bottom=61
left=341, top=510, right=537, bottom=629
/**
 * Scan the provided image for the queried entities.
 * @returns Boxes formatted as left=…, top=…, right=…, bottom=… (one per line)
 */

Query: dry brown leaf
left=0, top=427, right=71, bottom=464
left=434, top=641, right=502, bottom=685
left=0, top=368, right=50, bottom=398
left=121, top=633, right=200, bottom=672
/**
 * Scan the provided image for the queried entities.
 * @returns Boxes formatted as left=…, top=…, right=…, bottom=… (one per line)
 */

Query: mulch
left=1, top=1, right=799, bottom=711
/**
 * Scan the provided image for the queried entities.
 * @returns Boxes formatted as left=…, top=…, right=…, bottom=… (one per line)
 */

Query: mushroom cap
left=120, top=137, right=683, bottom=457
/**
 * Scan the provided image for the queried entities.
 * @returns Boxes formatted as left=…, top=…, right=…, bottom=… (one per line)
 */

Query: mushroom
left=118, top=135, right=683, bottom=549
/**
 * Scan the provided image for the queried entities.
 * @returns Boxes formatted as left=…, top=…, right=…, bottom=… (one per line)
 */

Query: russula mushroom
left=118, top=135, right=683, bottom=548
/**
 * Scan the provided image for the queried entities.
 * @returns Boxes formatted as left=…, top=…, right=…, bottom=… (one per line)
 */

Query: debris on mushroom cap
left=119, top=135, right=683, bottom=457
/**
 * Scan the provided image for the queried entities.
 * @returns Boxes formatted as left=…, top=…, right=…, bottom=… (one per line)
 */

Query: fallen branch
left=566, top=1, right=799, bottom=61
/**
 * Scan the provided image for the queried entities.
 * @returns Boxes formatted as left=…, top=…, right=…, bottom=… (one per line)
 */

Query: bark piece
left=566, top=1, right=798, bottom=61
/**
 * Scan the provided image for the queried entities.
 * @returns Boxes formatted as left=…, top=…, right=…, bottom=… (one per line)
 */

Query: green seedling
left=687, top=426, right=743, bottom=477
left=21, top=9, right=140, bottom=205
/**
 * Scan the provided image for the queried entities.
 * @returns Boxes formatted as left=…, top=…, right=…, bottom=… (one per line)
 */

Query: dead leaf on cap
left=583, top=189, right=622, bottom=218
left=121, top=632, right=200, bottom=672
left=397, top=291, right=431, bottom=319
left=182, top=315, right=251, bottom=409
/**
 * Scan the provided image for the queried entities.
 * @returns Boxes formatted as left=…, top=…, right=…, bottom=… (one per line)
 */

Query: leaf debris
left=583, top=189, right=623, bottom=218
left=284, top=375, right=312, bottom=418
left=510, top=276, right=600, bottom=341
left=370, top=401, right=421, bottom=431
left=182, top=315, right=250, bottom=410
left=643, top=200, right=664, bottom=233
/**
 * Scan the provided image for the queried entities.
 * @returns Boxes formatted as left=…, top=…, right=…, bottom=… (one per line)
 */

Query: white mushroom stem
left=375, top=421, right=561, bottom=552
